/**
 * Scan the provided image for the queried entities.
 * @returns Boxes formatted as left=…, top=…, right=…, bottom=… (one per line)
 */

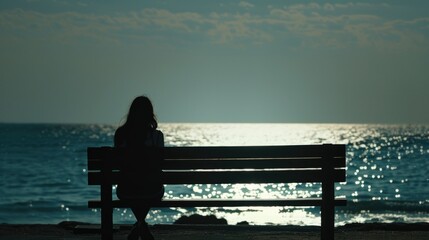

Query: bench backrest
left=88, top=144, right=346, bottom=185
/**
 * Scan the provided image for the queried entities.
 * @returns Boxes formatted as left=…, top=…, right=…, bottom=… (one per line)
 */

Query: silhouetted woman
left=115, top=96, right=164, bottom=240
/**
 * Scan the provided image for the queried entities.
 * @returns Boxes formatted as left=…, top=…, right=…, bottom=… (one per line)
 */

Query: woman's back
left=115, top=126, right=165, bottom=199
left=114, top=126, right=164, bottom=148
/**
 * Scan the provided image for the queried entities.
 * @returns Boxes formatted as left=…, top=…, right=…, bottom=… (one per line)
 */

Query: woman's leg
left=131, top=206, right=154, bottom=240
left=132, top=188, right=164, bottom=222
left=131, top=206, right=150, bottom=222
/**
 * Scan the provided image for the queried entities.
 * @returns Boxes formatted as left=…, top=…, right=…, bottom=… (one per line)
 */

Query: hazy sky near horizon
left=1, top=0, right=429, bottom=124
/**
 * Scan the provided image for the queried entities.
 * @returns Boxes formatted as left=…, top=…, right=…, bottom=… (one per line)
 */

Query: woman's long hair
left=121, top=96, right=158, bottom=145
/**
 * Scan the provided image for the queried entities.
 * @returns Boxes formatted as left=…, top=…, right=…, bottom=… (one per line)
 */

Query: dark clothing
left=114, top=127, right=164, bottom=203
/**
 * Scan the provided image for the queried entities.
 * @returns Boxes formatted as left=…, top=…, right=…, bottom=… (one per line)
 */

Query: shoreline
left=0, top=222, right=428, bottom=240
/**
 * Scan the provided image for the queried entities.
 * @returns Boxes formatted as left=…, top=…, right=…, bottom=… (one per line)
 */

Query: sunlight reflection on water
left=146, top=123, right=429, bottom=225
left=1, top=123, right=428, bottom=225
left=162, top=123, right=351, bottom=146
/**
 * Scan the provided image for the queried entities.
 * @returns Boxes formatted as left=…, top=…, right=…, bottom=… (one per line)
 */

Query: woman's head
left=125, top=96, right=158, bottom=129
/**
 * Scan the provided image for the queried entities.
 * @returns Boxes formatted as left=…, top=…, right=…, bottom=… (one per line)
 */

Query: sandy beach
left=0, top=222, right=428, bottom=240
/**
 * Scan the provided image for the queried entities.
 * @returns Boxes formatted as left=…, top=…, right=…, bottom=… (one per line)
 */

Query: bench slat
left=163, top=145, right=346, bottom=159
left=88, top=198, right=347, bottom=208
left=88, top=158, right=345, bottom=171
left=88, top=169, right=346, bottom=185
left=162, top=158, right=345, bottom=169
left=87, top=145, right=346, bottom=171
left=88, top=145, right=346, bottom=160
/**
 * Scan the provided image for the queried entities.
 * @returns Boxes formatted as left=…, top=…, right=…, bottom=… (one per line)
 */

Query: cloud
left=141, top=8, right=206, bottom=32
left=287, top=3, right=321, bottom=11
left=265, top=4, right=429, bottom=50
left=323, top=3, right=335, bottom=11
left=207, top=13, right=272, bottom=44
left=238, top=1, right=254, bottom=9
left=1, top=3, right=428, bottom=50
left=0, top=9, right=124, bottom=44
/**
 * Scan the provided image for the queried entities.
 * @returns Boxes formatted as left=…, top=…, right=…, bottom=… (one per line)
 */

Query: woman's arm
left=114, top=127, right=125, bottom=147
left=156, top=131, right=164, bottom=147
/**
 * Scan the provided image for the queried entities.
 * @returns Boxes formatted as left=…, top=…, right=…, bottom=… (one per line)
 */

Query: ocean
left=0, top=123, right=428, bottom=226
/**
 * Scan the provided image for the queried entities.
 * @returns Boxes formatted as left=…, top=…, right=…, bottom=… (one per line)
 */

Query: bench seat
left=87, top=144, right=347, bottom=240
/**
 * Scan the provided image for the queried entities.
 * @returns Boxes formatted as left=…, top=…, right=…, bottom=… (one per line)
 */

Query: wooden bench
left=87, top=144, right=346, bottom=240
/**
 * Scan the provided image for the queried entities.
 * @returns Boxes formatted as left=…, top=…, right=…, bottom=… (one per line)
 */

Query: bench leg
left=321, top=144, right=335, bottom=240
left=321, top=206, right=334, bottom=240
left=321, top=181, right=335, bottom=240
left=100, top=164, right=113, bottom=240
left=101, top=206, right=113, bottom=240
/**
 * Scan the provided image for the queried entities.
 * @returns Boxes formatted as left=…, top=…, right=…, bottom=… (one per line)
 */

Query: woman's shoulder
left=153, top=129, right=163, bottom=136
left=115, top=126, right=125, bottom=134
left=151, top=129, right=164, bottom=147
left=114, top=126, right=127, bottom=146
left=114, top=126, right=127, bottom=138
left=151, top=129, right=164, bottom=141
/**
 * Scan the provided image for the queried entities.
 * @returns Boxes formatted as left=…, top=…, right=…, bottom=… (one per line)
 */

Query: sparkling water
left=0, top=123, right=428, bottom=225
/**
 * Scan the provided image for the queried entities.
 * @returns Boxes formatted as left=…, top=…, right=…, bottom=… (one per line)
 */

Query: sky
left=1, top=0, right=429, bottom=124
